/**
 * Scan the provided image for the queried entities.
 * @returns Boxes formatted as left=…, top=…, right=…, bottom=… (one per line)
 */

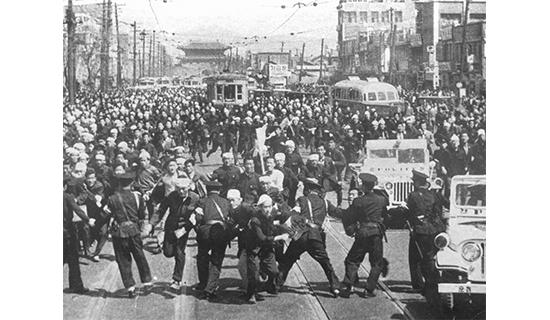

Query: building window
left=381, top=11, right=389, bottom=23
left=394, top=11, right=403, bottom=23
left=470, top=13, right=486, bottom=21
left=360, top=11, right=368, bottom=23
left=349, top=12, right=357, bottom=23
left=371, top=12, right=379, bottom=23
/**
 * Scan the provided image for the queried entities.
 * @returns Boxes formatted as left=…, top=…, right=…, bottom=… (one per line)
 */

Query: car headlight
left=461, top=242, right=482, bottom=262
left=384, top=182, right=393, bottom=190
left=434, top=232, right=449, bottom=249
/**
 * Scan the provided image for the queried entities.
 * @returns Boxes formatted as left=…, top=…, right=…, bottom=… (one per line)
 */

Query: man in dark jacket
left=105, top=172, right=153, bottom=298
left=194, top=181, right=232, bottom=301
left=403, top=170, right=446, bottom=304
left=341, top=173, right=389, bottom=298
left=274, top=153, right=299, bottom=207
left=82, top=168, right=108, bottom=262
left=150, top=178, right=199, bottom=291
left=64, top=175, right=94, bottom=294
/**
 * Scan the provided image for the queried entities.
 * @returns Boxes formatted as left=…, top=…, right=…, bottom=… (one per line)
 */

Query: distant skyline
left=70, top=0, right=339, bottom=57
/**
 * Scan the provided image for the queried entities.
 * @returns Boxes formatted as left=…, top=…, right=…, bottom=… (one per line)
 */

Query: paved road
left=64, top=149, right=485, bottom=320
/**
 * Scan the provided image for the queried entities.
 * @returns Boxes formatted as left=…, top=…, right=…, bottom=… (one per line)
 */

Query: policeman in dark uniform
left=341, top=173, right=389, bottom=298
left=277, top=178, right=342, bottom=297
left=105, top=171, right=153, bottom=298
left=194, top=181, right=232, bottom=301
left=403, top=170, right=446, bottom=302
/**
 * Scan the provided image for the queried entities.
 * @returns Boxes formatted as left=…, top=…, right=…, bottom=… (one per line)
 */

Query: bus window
left=216, top=85, right=223, bottom=100
left=377, top=92, right=387, bottom=101
left=368, top=92, right=377, bottom=101
left=386, top=91, right=396, bottom=100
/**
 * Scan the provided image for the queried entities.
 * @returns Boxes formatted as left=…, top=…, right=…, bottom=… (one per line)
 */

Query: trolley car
left=204, top=73, right=249, bottom=106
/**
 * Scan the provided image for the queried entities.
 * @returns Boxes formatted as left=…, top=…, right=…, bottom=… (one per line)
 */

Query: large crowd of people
left=63, top=84, right=485, bottom=304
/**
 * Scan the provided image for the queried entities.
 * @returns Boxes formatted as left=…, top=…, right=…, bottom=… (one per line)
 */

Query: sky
left=70, top=0, right=340, bottom=57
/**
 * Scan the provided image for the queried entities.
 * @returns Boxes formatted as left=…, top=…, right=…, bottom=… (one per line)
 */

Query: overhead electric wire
left=267, top=7, right=301, bottom=35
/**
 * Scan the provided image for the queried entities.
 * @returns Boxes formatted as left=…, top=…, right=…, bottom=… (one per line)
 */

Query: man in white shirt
left=264, top=157, right=284, bottom=192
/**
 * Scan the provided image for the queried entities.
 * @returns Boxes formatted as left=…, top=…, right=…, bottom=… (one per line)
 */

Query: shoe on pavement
left=170, top=280, right=181, bottom=291
left=92, top=255, right=100, bottom=262
left=245, top=294, right=256, bottom=304
left=340, top=286, right=352, bottom=298
left=128, top=286, right=136, bottom=298
left=363, top=288, right=376, bottom=298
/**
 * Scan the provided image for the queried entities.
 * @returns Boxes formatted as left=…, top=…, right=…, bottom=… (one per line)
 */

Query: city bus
left=330, top=79, right=404, bottom=116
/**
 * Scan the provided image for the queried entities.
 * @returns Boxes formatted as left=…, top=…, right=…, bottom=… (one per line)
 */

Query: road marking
left=176, top=233, right=198, bottom=320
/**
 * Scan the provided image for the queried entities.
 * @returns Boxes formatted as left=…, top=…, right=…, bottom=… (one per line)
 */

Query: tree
left=77, top=32, right=102, bottom=88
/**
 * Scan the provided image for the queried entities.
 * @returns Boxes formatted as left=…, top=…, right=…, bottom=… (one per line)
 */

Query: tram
left=331, top=79, right=404, bottom=116
left=204, top=73, right=250, bottom=105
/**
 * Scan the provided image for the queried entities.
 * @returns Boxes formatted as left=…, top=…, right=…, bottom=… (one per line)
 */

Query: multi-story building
left=437, top=21, right=485, bottom=94
left=415, top=0, right=486, bottom=88
left=336, top=0, right=417, bottom=75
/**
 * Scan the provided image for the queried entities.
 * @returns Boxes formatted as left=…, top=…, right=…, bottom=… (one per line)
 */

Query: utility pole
left=299, top=42, right=305, bottom=83
left=131, top=21, right=137, bottom=85
left=140, top=30, right=146, bottom=78
left=318, top=38, right=324, bottom=83
left=149, top=31, right=154, bottom=76
left=460, top=0, right=471, bottom=83
left=388, top=8, right=396, bottom=84
left=100, top=0, right=106, bottom=91
left=66, top=0, right=76, bottom=104
left=105, top=0, right=112, bottom=90
left=229, top=47, right=233, bottom=72
left=115, top=3, right=121, bottom=88
left=137, top=50, right=141, bottom=78
left=281, top=41, right=285, bottom=53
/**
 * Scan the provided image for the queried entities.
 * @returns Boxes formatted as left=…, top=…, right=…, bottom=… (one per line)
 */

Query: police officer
left=105, top=171, right=153, bottom=298
left=193, top=181, right=232, bottom=301
left=150, top=178, right=199, bottom=291
left=341, top=173, right=389, bottom=298
left=403, top=170, right=446, bottom=303
left=277, top=178, right=342, bottom=297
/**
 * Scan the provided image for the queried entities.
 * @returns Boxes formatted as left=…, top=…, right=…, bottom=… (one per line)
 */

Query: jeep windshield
left=455, top=183, right=486, bottom=208
left=367, top=148, right=425, bottom=164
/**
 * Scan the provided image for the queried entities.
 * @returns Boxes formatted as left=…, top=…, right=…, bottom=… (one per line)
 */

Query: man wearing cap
left=226, top=189, right=255, bottom=292
left=274, top=152, right=299, bottom=207
left=277, top=178, right=342, bottom=297
left=64, top=175, right=94, bottom=294
left=244, top=195, right=289, bottom=303
left=194, top=181, right=232, bottom=301
left=402, top=170, right=446, bottom=302
left=445, top=134, right=468, bottom=178
left=104, top=171, right=153, bottom=297
left=150, top=178, right=200, bottom=291
left=134, top=151, right=162, bottom=220
left=211, top=152, right=242, bottom=197
left=299, top=153, right=324, bottom=184
left=341, top=173, right=389, bottom=298
left=237, top=158, right=261, bottom=204
left=284, top=140, right=304, bottom=177
left=92, top=154, right=113, bottom=195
